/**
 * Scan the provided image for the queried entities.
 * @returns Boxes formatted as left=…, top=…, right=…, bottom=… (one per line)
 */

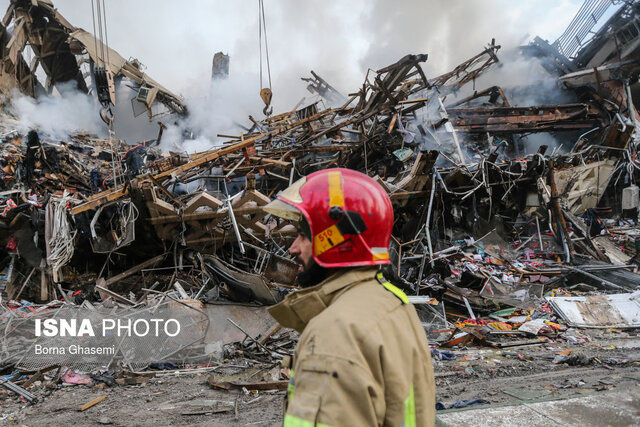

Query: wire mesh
left=1, top=298, right=209, bottom=371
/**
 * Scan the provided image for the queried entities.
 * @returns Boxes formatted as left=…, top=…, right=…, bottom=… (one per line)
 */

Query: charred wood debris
left=0, top=0, right=640, bottom=402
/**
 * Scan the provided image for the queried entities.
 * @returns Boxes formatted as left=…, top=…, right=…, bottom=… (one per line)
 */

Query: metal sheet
left=204, top=256, right=278, bottom=304
left=204, top=304, right=274, bottom=346
left=547, top=291, right=640, bottom=328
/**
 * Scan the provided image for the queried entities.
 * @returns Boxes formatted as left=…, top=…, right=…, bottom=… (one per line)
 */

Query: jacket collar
left=268, top=267, right=378, bottom=333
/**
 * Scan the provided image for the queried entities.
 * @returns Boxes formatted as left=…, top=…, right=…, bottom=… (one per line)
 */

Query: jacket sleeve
left=284, top=353, right=383, bottom=426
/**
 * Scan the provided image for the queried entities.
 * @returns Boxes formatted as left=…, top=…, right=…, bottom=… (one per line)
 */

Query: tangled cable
left=47, top=191, right=77, bottom=282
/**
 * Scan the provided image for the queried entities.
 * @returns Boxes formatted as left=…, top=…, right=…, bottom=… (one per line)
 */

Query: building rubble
left=0, top=0, right=639, bottom=420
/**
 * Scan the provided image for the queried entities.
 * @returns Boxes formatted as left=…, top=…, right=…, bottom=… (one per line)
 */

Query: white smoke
left=159, top=71, right=264, bottom=154
left=440, top=49, right=577, bottom=108
left=8, top=82, right=105, bottom=138
left=406, top=47, right=582, bottom=160
left=358, top=0, right=581, bottom=78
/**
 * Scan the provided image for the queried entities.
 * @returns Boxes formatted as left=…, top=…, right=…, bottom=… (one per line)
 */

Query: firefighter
left=264, top=168, right=435, bottom=426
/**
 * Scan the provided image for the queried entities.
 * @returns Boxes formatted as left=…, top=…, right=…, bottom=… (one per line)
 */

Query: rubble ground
left=434, top=330, right=640, bottom=408
left=0, top=371, right=285, bottom=426
left=1, top=329, right=638, bottom=425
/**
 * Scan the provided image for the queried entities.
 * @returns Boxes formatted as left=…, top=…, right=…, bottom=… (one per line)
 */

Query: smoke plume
left=8, top=82, right=105, bottom=138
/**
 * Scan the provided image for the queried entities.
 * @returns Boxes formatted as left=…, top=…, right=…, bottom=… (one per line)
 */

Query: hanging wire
left=96, top=0, right=105, bottom=63
left=90, top=0, right=100, bottom=66
left=258, top=0, right=263, bottom=90
left=101, top=0, right=111, bottom=67
left=47, top=191, right=77, bottom=282
left=90, top=0, right=119, bottom=188
left=260, top=0, right=272, bottom=89
left=257, top=0, right=272, bottom=90
left=90, top=0, right=111, bottom=66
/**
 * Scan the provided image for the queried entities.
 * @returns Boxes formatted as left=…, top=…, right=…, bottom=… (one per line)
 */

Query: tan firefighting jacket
left=268, top=267, right=435, bottom=426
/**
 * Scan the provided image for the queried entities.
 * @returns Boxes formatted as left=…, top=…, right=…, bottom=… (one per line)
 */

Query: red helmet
left=264, top=168, right=393, bottom=268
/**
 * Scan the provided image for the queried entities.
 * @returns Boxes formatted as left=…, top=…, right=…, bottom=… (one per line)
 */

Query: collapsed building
left=0, top=0, right=639, bottom=416
left=0, top=0, right=186, bottom=126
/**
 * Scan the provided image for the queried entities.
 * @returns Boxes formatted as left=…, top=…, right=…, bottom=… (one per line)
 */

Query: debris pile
left=0, top=0, right=639, bottom=416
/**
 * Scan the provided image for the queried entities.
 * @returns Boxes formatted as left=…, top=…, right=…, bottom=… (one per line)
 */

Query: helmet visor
left=262, top=176, right=307, bottom=221
left=263, top=199, right=302, bottom=221
left=278, top=176, right=306, bottom=204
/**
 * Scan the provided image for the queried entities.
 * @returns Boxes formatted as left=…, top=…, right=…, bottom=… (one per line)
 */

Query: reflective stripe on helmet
left=375, top=272, right=409, bottom=304
left=371, top=247, right=389, bottom=261
left=327, top=170, right=344, bottom=208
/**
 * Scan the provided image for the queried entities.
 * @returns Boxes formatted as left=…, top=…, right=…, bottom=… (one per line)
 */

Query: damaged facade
left=0, top=0, right=640, bottom=423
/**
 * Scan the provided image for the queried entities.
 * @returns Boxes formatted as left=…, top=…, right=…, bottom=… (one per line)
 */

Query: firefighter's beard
left=295, top=258, right=332, bottom=288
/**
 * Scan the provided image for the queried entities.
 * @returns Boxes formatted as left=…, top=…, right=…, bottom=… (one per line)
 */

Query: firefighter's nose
left=289, top=234, right=303, bottom=257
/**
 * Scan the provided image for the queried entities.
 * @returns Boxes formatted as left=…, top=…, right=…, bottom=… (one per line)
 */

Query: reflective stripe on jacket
left=269, top=267, right=435, bottom=426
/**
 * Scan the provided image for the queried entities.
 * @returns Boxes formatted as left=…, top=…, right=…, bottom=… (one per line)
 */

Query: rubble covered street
left=0, top=0, right=640, bottom=425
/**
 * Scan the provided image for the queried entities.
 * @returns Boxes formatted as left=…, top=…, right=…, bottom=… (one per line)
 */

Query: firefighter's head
left=264, top=168, right=393, bottom=285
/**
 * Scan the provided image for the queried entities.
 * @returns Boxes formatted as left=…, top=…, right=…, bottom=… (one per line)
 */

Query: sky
left=0, top=0, right=591, bottom=110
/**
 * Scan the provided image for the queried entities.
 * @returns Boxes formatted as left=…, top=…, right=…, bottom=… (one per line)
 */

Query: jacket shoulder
left=321, top=278, right=399, bottom=323
left=298, top=279, right=405, bottom=356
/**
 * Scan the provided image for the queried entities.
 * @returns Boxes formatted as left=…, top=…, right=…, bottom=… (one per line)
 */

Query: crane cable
left=91, top=0, right=111, bottom=68
left=90, top=0, right=115, bottom=120
left=90, top=0, right=119, bottom=189
left=258, top=0, right=273, bottom=116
